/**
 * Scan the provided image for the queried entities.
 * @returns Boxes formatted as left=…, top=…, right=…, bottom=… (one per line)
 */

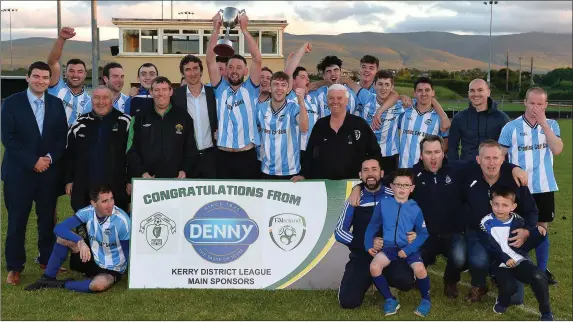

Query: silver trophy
left=214, top=7, right=246, bottom=57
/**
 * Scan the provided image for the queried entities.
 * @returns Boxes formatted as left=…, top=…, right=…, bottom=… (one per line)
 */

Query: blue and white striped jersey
left=112, top=93, right=130, bottom=113
left=286, top=90, right=321, bottom=151
left=75, top=205, right=131, bottom=273
left=498, top=116, right=560, bottom=193
left=256, top=99, right=301, bottom=176
left=398, top=104, right=449, bottom=168
left=480, top=213, right=525, bottom=267
left=48, top=76, right=92, bottom=126
left=312, top=84, right=357, bottom=117
left=213, top=78, right=260, bottom=149
left=355, top=89, right=406, bottom=157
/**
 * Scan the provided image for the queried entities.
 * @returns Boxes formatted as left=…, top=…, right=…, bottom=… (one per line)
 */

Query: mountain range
left=1, top=31, right=571, bottom=73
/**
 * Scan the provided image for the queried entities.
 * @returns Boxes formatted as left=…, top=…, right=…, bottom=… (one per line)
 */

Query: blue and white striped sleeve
left=335, top=199, right=355, bottom=245
left=498, top=122, right=513, bottom=148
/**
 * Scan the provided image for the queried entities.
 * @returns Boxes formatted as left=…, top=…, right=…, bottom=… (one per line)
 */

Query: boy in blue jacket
left=365, top=169, right=430, bottom=317
left=479, top=186, right=552, bottom=321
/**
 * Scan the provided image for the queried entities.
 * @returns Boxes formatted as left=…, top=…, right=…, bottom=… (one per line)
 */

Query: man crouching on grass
left=25, top=185, right=131, bottom=293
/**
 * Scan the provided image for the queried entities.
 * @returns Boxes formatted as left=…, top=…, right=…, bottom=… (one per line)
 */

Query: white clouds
left=0, top=0, right=571, bottom=41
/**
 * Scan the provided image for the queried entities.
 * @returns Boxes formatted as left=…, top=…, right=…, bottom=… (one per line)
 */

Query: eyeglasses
left=392, top=183, right=412, bottom=189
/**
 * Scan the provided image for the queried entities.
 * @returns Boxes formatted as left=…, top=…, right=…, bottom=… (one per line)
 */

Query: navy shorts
left=383, top=247, right=423, bottom=265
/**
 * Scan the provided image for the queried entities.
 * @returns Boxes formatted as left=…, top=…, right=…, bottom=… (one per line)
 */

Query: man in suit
left=1, top=61, right=68, bottom=285
left=172, top=55, right=218, bottom=178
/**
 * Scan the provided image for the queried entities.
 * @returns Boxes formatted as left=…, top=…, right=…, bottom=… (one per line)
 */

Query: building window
left=141, top=29, right=159, bottom=53
left=163, top=29, right=200, bottom=54
left=261, top=31, right=278, bottom=54
left=243, top=30, right=260, bottom=55
left=122, top=29, right=139, bottom=53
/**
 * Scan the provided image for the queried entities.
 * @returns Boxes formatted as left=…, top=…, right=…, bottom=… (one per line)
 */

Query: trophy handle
left=238, top=9, right=246, bottom=15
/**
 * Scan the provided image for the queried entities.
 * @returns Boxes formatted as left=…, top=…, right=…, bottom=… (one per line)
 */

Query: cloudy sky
left=0, top=0, right=571, bottom=41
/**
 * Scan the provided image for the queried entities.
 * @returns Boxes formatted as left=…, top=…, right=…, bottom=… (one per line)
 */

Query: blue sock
left=373, top=274, right=394, bottom=300
left=44, top=243, right=68, bottom=278
left=417, top=276, right=431, bottom=301
left=536, top=238, right=549, bottom=271
left=64, top=279, right=93, bottom=293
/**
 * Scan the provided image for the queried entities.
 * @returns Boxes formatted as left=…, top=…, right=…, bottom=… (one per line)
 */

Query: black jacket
left=301, top=113, right=381, bottom=179
left=411, top=158, right=466, bottom=236
left=171, top=85, right=218, bottom=148
left=448, top=97, right=510, bottom=161
left=126, top=105, right=198, bottom=179
left=65, top=109, right=130, bottom=211
left=461, top=162, right=538, bottom=232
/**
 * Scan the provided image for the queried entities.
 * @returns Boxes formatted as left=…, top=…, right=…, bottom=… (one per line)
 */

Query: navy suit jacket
left=1, top=90, right=68, bottom=182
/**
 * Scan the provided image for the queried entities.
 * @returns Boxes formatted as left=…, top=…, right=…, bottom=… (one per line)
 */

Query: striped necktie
left=34, top=99, right=44, bottom=135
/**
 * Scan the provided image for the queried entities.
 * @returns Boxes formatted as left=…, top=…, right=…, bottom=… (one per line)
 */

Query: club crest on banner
left=139, top=212, right=176, bottom=251
left=268, top=213, right=307, bottom=251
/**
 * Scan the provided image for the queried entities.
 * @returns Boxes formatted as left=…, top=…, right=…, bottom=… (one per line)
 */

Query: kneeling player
left=365, top=169, right=430, bottom=317
left=25, top=185, right=131, bottom=293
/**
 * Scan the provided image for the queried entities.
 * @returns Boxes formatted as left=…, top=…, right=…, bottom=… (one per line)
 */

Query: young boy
left=364, top=169, right=430, bottom=317
left=479, top=186, right=553, bottom=321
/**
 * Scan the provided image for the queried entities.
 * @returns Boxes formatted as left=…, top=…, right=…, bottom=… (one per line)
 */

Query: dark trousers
left=216, top=148, right=260, bottom=179
left=380, top=154, right=399, bottom=175
left=494, top=260, right=551, bottom=314
left=261, top=173, right=296, bottom=180
left=421, top=233, right=466, bottom=284
left=466, top=229, right=491, bottom=287
left=192, top=147, right=217, bottom=179
left=4, top=172, right=59, bottom=272
left=338, top=251, right=414, bottom=309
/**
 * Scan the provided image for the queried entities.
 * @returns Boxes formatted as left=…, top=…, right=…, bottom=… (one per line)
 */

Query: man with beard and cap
left=101, top=62, right=129, bottom=113
left=283, top=42, right=320, bottom=168
left=206, top=11, right=262, bottom=179
left=335, top=158, right=418, bottom=309
left=348, top=135, right=528, bottom=299
left=64, top=86, right=131, bottom=213
left=47, top=27, right=92, bottom=126
left=358, top=55, right=379, bottom=94
left=256, top=71, right=308, bottom=179
left=124, top=63, right=159, bottom=117
left=448, top=78, right=509, bottom=161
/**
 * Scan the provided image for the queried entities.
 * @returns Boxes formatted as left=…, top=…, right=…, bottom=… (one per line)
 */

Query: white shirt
left=186, top=85, right=213, bottom=151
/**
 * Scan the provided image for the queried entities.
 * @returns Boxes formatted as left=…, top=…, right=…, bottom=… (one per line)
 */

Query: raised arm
left=339, top=77, right=361, bottom=94
left=206, top=13, right=223, bottom=87
left=47, top=27, right=76, bottom=87
left=294, top=88, right=309, bottom=133
left=284, top=42, right=311, bottom=91
left=240, top=14, right=262, bottom=86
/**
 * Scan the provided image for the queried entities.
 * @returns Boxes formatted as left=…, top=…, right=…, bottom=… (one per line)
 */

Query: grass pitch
left=1, top=121, right=571, bottom=321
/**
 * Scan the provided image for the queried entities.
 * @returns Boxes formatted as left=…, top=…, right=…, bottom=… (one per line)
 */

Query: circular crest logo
left=184, top=201, right=259, bottom=264
left=268, top=213, right=307, bottom=251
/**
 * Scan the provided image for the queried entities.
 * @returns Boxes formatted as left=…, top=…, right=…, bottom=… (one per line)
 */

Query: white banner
left=129, top=180, right=328, bottom=289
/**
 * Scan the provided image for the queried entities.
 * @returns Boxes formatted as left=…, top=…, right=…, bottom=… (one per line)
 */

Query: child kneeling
left=480, top=186, right=553, bottom=321
left=364, top=169, right=430, bottom=317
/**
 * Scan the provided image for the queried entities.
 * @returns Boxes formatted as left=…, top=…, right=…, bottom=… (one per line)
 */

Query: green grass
left=2, top=121, right=572, bottom=320
left=394, top=85, right=463, bottom=100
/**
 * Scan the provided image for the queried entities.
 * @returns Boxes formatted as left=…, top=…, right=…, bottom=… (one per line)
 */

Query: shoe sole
left=414, top=310, right=429, bottom=318
left=384, top=304, right=401, bottom=316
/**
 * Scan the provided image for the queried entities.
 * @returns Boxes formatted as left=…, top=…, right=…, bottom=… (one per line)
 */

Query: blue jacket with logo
left=335, top=186, right=392, bottom=253
left=364, top=196, right=429, bottom=256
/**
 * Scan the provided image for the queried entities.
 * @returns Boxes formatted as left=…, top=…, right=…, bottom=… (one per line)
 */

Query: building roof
left=112, top=18, right=288, bottom=27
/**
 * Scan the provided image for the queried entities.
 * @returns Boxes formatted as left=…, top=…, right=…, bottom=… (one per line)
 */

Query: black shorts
left=380, top=154, right=399, bottom=175
left=532, top=192, right=555, bottom=223
left=69, top=250, right=123, bottom=283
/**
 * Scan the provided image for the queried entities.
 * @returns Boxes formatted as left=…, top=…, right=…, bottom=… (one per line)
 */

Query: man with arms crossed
left=206, top=11, right=262, bottom=179
left=498, top=87, right=563, bottom=285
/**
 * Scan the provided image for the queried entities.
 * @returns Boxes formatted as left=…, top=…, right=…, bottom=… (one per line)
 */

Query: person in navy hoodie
left=365, top=169, right=431, bottom=318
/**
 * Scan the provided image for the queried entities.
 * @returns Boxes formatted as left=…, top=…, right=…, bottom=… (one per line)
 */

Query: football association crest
left=139, top=212, right=177, bottom=251
left=268, top=213, right=306, bottom=251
